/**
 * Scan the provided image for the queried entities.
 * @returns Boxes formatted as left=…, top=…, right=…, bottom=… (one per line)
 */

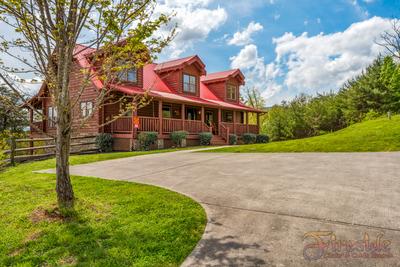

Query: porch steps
left=211, top=135, right=227, bottom=146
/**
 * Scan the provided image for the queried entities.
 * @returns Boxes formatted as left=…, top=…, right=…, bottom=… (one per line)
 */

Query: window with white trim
left=80, top=101, right=93, bottom=118
left=227, top=84, right=237, bottom=100
left=47, top=106, right=57, bottom=127
left=183, top=74, right=197, bottom=93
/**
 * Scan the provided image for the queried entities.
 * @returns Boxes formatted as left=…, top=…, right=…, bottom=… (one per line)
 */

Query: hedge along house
left=27, top=44, right=263, bottom=150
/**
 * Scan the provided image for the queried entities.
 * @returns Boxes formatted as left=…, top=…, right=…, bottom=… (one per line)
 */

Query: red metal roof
left=30, top=44, right=262, bottom=113
left=201, top=69, right=245, bottom=85
left=154, top=55, right=206, bottom=75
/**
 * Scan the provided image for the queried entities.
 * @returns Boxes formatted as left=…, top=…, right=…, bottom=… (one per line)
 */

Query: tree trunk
left=55, top=107, right=74, bottom=209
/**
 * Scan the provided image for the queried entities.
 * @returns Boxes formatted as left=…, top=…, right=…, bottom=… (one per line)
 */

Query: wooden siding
left=160, top=63, right=204, bottom=97
left=205, top=76, right=241, bottom=103
left=162, top=71, right=181, bottom=93
left=69, top=61, right=100, bottom=134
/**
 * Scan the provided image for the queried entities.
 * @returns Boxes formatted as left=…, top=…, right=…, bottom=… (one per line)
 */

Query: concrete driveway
left=56, top=150, right=400, bottom=266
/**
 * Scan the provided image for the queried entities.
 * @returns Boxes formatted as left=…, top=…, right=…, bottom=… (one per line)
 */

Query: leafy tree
left=264, top=104, right=293, bottom=141
left=0, top=85, right=27, bottom=133
left=0, top=0, right=174, bottom=210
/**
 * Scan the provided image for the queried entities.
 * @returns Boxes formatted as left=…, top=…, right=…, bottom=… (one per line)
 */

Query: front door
left=205, top=110, right=217, bottom=134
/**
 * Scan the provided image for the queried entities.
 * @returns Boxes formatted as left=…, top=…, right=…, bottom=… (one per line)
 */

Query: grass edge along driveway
left=207, top=116, right=400, bottom=153
left=0, top=148, right=206, bottom=267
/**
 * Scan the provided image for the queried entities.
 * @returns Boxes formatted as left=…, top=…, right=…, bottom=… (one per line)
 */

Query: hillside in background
left=212, top=116, right=400, bottom=153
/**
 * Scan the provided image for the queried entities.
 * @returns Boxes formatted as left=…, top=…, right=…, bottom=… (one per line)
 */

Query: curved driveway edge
left=41, top=150, right=400, bottom=266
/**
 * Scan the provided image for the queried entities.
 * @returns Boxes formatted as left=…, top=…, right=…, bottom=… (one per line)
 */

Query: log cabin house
left=27, top=44, right=262, bottom=150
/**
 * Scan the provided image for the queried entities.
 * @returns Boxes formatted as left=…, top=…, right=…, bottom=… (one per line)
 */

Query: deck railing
left=184, top=120, right=203, bottom=134
left=220, top=122, right=259, bottom=135
left=220, top=124, right=229, bottom=143
left=110, top=117, right=131, bottom=133
left=31, top=121, right=44, bottom=132
left=248, top=124, right=259, bottom=134
left=221, top=122, right=234, bottom=134
left=140, top=116, right=159, bottom=132
left=236, top=123, right=247, bottom=136
left=108, top=117, right=259, bottom=135
left=163, top=118, right=183, bottom=133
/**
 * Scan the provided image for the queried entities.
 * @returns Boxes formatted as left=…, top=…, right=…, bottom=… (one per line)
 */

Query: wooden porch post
left=233, top=110, right=236, bottom=134
left=201, top=106, right=205, bottom=132
left=41, top=99, right=46, bottom=132
left=181, top=103, right=185, bottom=130
left=246, top=111, right=249, bottom=133
left=256, top=112, right=260, bottom=134
left=29, top=109, right=33, bottom=155
left=218, top=109, right=222, bottom=134
left=132, top=107, right=137, bottom=139
left=158, top=100, right=163, bottom=135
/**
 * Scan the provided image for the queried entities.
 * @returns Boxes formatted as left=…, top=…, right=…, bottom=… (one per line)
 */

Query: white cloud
left=228, top=21, right=263, bottom=46
left=273, top=16, right=392, bottom=92
left=230, top=44, right=282, bottom=99
left=156, top=0, right=227, bottom=58
left=230, top=44, right=261, bottom=69
left=229, top=16, right=395, bottom=105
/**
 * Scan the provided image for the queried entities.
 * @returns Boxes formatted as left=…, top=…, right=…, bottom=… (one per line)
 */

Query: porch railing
left=248, top=125, right=259, bottom=134
left=140, top=116, right=159, bottom=132
left=108, top=117, right=259, bottom=135
left=184, top=120, right=203, bottom=134
left=220, top=122, right=259, bottom=135
left=220, top=124, right=229, bottom=143
left=236, top=123, right=247, bottom=136
left=31, top=121, right=44, bottom=132
left=163, top=118, right=183, bottom=133
left=111, top=117, right=131, bottom=133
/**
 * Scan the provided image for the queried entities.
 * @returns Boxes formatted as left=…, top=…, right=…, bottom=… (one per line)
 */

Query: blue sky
left=1, top=0, right=399, bottom=104
left=156, top=0, right=400, bottom=105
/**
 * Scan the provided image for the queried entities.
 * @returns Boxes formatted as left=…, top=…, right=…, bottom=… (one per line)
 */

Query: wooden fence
left=2, top=135, right=99, bottom=165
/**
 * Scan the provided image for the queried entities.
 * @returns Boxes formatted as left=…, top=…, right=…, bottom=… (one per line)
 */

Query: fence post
left=10, top=136, right=16, bottom=166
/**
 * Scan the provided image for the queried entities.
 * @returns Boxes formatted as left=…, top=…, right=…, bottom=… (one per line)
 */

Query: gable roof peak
left=201, top=69, right=245, bottom=85
left=154, top=54, right=206, bottom=75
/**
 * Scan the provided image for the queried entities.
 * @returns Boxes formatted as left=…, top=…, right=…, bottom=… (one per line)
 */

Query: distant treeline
left=263, top=56, right=400, bottom=141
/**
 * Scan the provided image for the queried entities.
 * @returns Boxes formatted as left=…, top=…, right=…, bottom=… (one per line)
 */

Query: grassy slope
left=0, top=149, right=206, bottom=266
left=212, top=115, right=400, bottom=153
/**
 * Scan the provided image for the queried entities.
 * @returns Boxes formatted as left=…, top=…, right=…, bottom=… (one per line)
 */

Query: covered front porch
left=103, top=99, right=260, bottom=142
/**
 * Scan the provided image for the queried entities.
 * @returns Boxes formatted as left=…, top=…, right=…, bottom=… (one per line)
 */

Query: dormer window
left=227, top=84, right=237, bottom=100
left=183, top=74, right=197, bottom=93
left=117, top=68, right=137, bottom=83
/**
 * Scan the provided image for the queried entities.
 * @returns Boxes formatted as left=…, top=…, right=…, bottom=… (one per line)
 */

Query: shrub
left=199, top=132, right=212, bottom=145
left=363, top=109, right=381, bottom=121
left=138, top=131, right=158, bottom=150
left=256, top=134, right=269, bottom=144
left=95, top=133, right=113, bottom=152
left=242, top=133, right=257, bottom=144
left=229, top=134, right=237, bottom=145
left=170, top=131, right=188, bottom=147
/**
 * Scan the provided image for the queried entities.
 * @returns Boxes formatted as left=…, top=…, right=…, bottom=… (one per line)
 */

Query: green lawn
left=210, top=115, right=400, bottom=153
left=0, top=149, right=206, bottom=266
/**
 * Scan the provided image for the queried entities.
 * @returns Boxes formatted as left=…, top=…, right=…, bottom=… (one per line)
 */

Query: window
left=186, top=107, right=198, bottom=120
left=117, top=68, right=137, bottom=83
left=80, top=101, right=93, bottom=118
left=227, top=84, right=237, bottom=100
left=183, top=74, right=197, bottom=93
left=47, top=106, right=57, bottom=127
left=127, top=69, right=137, bottom=82
left=223, top=110, right=233, bottom=123
left=162, top=105, right=171, bottom=118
